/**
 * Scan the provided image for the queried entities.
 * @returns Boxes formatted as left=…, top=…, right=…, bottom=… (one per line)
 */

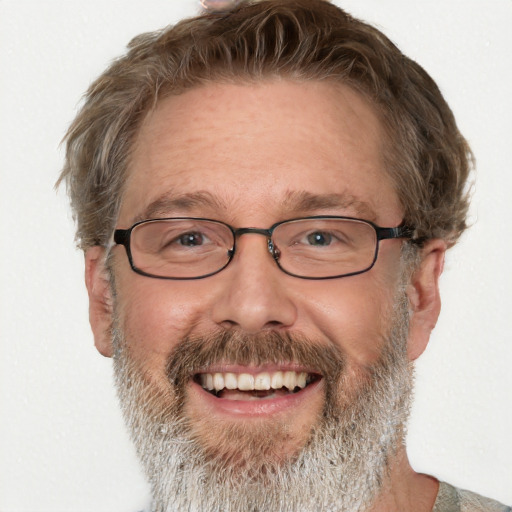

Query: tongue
left=218, top=388, right=291, bottom=401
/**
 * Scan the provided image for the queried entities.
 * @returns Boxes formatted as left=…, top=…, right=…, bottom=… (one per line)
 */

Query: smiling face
left=86, top=79, right=445, bottom=509
left=116, top=79, right=402, bottom=425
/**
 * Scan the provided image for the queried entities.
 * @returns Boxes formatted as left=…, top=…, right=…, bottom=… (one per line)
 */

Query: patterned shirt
left=138, top=481, right=510, bottom=511
left=433, top=482, right=511, bottom=512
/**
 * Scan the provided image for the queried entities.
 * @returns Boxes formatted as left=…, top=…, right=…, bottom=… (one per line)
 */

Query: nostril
left=265, top=320, right=283, bottom=328
left=219, top=319, right=239, bottom=330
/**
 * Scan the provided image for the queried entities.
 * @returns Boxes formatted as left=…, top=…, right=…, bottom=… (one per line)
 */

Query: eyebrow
left=281, top=191, right=377, bottom=220
left=134, top=190, right=376, bottom=223
left=135, top=191, right=228, bottom=222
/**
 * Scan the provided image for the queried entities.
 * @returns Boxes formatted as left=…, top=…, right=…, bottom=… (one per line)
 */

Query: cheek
left=299, top=266, right=399, bottom=368
left=115, top=272, right=211, bottom=363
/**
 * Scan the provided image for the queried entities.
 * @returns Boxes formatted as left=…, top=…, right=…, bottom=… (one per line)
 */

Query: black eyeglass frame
left=113, top=216, right=416, bottom=281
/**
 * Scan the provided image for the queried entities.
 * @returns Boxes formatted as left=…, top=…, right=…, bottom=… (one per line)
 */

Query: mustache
left=165, top=329, right=345, bottom=391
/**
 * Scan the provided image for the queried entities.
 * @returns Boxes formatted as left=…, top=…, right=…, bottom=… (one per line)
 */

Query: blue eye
left=306, top=232, right=332, bottom=246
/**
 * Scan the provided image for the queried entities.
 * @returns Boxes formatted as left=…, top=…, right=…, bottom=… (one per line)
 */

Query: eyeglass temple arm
left=376, top=225, right=416, bottom=241
left=113, top=229, right=130, bottom=246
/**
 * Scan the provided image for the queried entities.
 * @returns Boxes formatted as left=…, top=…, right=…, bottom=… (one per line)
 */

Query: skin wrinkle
left=117, top=82, right=399, bottom=228
left=129, top=190, right=378, bottom=228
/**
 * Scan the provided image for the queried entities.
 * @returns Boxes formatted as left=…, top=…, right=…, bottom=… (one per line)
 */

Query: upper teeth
left=199, top=371, right=309, bottom=392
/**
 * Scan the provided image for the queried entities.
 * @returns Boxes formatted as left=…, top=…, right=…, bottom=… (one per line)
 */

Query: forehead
left=119, top=80, right=402, bottom=226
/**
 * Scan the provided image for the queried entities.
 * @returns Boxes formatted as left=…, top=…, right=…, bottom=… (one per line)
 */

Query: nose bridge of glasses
left=233, top=227, right=278, bottom=258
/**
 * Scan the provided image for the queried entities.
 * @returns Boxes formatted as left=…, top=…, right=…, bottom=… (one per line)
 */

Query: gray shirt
left=138, top=482, right=510, bottom=511
left=433, top=482, right=511, bottom=512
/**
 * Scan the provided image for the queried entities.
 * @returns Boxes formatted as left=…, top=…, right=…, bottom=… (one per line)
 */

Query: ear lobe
left=406, top=239, right=447, bottom=361
left=85, top=246, right=114, bottom=357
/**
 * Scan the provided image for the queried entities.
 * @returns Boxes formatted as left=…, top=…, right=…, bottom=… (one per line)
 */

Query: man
left=58, top=1, right=510, bottom=510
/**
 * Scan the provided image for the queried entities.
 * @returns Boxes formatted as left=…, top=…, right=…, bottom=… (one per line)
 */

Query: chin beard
left=112, top=290, right=413, bottom=512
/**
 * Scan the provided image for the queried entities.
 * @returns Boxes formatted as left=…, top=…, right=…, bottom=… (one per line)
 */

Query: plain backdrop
left=1, top=1, right=511, bottom=511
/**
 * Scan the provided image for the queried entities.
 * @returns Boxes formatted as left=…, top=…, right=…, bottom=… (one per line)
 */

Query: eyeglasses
left=113, top=216, right=415, bottom=280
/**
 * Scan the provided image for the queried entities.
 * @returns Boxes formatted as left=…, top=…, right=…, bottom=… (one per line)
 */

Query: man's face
left=88, top=80, right=440, bottom=508
left=113, top=79, right=404, bottom=443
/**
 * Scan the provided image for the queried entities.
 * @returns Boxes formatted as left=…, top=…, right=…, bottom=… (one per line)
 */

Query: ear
left=406, top=239, right=447, bottom=361
left=85, top=246, right=114, bottom=357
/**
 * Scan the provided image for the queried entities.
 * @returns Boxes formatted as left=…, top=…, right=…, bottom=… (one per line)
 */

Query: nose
left=211, top=233, right=297, bottom=333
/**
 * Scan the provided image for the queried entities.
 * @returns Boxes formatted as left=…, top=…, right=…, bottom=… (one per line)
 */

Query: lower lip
left=189, top=379, right=323, bottom=417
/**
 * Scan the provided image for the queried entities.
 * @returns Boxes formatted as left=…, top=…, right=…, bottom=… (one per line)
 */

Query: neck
left=368, top=448, right=439, bottom=512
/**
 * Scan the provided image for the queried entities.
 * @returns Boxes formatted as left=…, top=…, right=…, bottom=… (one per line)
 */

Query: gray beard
left=112, top=291, right=413, bottom=512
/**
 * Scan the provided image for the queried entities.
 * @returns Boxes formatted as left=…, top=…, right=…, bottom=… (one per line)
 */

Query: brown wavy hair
left=58, top=0, right=472, bottom=251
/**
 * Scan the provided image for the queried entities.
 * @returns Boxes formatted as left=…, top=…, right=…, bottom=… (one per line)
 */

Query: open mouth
left=193, top=370, right=321, bottom=401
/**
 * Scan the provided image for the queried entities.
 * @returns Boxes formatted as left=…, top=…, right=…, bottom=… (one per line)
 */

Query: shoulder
left=433, top=481, right=511, bottom=512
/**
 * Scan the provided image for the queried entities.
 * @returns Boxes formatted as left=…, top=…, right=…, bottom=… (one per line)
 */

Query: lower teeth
left=211, top=387, right=302, bottom=399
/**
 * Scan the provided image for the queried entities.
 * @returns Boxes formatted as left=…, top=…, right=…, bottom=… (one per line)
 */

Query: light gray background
left=1, top=1, right=511, bottom=511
